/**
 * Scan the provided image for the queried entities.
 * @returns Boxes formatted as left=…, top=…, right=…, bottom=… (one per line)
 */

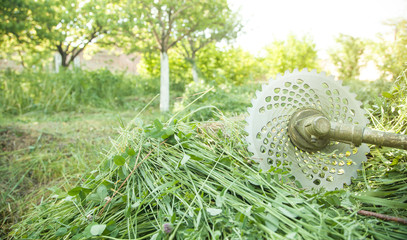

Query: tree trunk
left=160, top=51, right=170, bottom=112
left=191, top=60, right=199, bottom=83
left=54, top=53, right=62, bottom=73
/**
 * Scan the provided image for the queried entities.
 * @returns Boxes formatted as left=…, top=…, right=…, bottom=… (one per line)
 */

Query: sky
left=228, top=0, right=407, bottom=58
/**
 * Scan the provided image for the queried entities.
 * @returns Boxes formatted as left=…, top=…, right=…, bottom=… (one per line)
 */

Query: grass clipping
left=10, top=114, right=407, bottom=239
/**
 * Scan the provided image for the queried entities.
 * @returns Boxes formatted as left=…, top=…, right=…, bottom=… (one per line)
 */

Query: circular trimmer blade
left=245, top=69, right=370, bottom=190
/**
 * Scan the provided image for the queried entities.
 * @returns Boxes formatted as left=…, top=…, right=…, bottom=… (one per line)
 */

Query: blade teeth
left=244, top=126, right=251, bottom=134
left=274, top=74, right=282, bottom=82
left=245, top=115, right=251, bottom=123
left=247, top=144, right=256, bottom=155
left=254, top=90, right=261, bottom=101
left=293, top=68, right=300, bottom=74
left=246, top=106, right=253, bottom=115
left=310, top=69, right=317, bottom=74
left=320, top=71, right=327, bottom=77
left=301, top=68, right=309, bottom=73
left=284, top=69, right=291, bottom=75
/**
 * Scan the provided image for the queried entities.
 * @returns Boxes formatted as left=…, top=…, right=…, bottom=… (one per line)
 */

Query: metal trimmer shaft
left=289, top=108, right=407, bottom=152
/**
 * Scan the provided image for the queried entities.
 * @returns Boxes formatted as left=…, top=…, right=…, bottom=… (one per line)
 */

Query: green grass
left=1, top=69, right=407, bottom=239
left=7, top=110, right=407, bottom=239
left=0, top=110, right=150, bottom=237
left=0, top=69, right=161, bottom=115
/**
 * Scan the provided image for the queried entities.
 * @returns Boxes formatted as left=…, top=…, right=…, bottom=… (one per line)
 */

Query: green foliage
left=0, top=0, right=33, bottom=38
left=0, top=69, right=148, bottom=114
left=369, top=68, right=407, bottom=134
left=36, top=0, right=120, bottom=67
left=1, top=0, right=120, bottom=68
left=9, top=114, right=407, bottom=239
left=178, top=0, right=242, bottom=82
left=138, top=49, right=191, bottom=92
left=0, top=111, right=133, bottom=237
left=372, top=19, right=407, bottom=81
left=3, top=73, right=407, bottom=238
left=197, top=45, right=266, bottom=85
left=121, top=0, right=242, bottom=111
left=262, top=34, right=319, bottom=77
left=329, top=34, right=365, bottom=81
left=342, top=78, right=392, bottom=109
left=0, top=0, right=52, bottom=68
left=138, top=44, right=265, bottom=86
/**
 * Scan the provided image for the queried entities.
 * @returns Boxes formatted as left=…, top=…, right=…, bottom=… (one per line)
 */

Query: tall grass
left=0, top=69, right=160, bottom=114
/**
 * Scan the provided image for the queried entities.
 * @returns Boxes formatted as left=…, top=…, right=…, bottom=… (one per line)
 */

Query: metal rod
left=362, top=128, right=407, bottom=150
left=288, top=109, right=407, bottom=152
left=317, top=118, right=407, bottom=150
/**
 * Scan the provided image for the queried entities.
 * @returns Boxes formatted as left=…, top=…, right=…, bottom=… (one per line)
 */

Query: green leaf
left=171, top=212, right=176, bottom=223
left=215, top=192, right=225, bottom=208
left=253, top=207, right=265, bottom=213
left=382, top=92, right=393, bottom=99
left=207, top=208, right=222, bottom=216
left=126, top=147, right=136, bottom=156
left=106, top=220, right=116, bottom=232
left=68, top=187, right=83, bottom=196
left=153, top=119, right=163, bottom=130
left=161, top=128, right=175, bottom=139
left=55, top=227, right=68, bottom=237
left=113, top=155, right=126, bottom=166
left=124, top=206, right=131, bottom=218
left=90, top=224, right=106, bottom=236
left=97, top=185, right=108, bottom=200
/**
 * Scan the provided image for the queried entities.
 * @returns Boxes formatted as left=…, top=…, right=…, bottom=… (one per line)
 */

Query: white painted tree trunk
left=192, top=61, right=199, bottom=83
left=73, top=56, right=81, bottom=69
left=160, top=51, right=170, bottom=112
left=54, top=53, right=62, bottom=73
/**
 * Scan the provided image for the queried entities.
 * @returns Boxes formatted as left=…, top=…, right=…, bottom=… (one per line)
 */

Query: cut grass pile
left=9, top=111, right=407, bottom=239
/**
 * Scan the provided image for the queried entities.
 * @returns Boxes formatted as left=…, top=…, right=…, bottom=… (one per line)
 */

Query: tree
left=125, top=0, right=235, bottom=112
left=329, top=34, right=365, bottom=81
left=0, top=0, right=47, bottom=67
left=178, top=2, right=241, bottom=83
left=30, top=0, right=119, bottom=68
left=137, top=43, right=266, bottom=87
left=372, top=19, right=407, bottom=81
left=197, top=44, right=265, bottom=85
left=262, top=34, right=319, bottom=77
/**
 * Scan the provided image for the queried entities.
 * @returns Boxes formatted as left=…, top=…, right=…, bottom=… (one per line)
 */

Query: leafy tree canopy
left=329, top=34, right=365, bottom=81
left=262, top=34, right=319, bottom=77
